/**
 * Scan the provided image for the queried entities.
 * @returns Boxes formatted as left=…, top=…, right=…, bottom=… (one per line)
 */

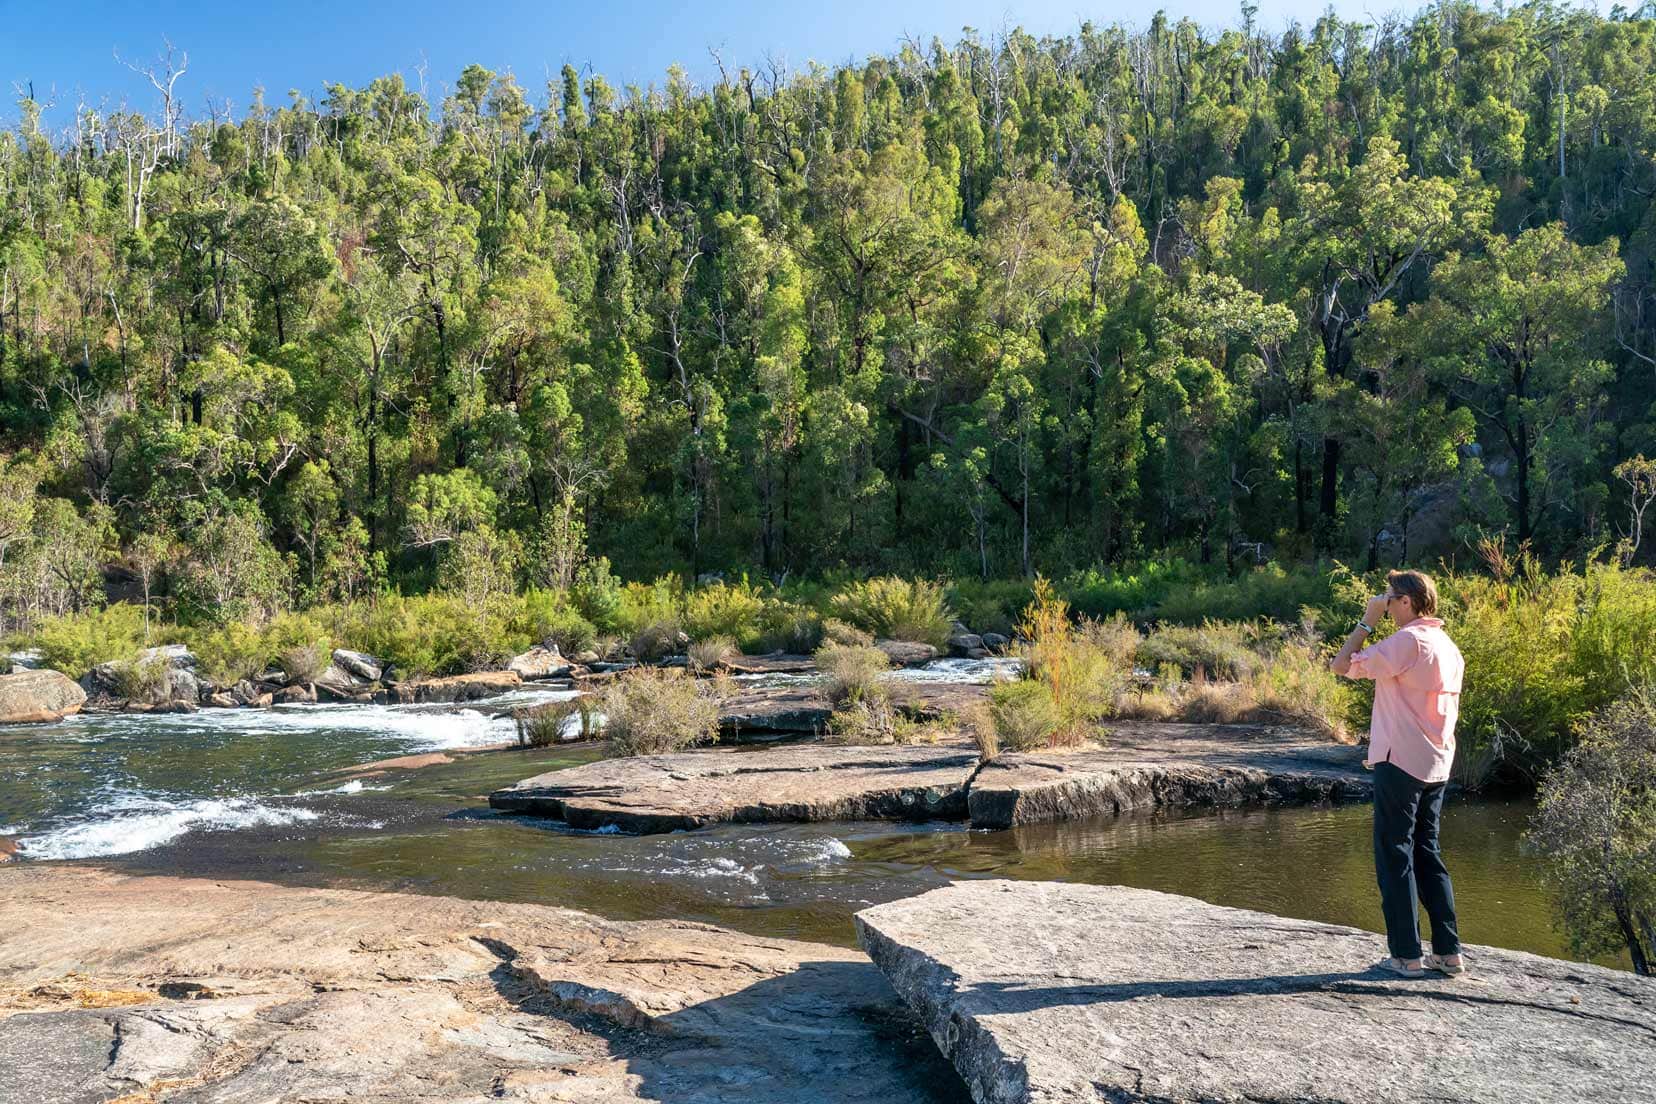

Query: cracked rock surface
left=0, top=866, right=966, bottom=1104
left=856, top=880, right=1656, bottom=1104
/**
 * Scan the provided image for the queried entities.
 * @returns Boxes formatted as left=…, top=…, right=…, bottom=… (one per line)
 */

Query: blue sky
left=3, top=0, right=1406, bottom=126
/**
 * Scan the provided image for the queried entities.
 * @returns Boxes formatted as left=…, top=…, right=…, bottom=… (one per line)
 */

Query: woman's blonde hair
left=1386, top=569, right=1439, bottom=618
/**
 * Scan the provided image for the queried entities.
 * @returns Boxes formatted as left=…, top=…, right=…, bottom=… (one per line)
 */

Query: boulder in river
left=508, top=645, right=571, bottom=681
left=82, top=646, right=203, bottom=706
left=981, top=632, right=1009, bottom=651
left=331, top=648, right=384, bottom=682
left=0, top=669, right=87, bottom=724
left=274, top=684, right=315, bottom=704
left=876, top=639, right=940, bottom=667
left=313, top=663, right=365, bottom=694
left=857, top=881, right=1656, bottom=1104
left=946, top=631, right=988, bottom=659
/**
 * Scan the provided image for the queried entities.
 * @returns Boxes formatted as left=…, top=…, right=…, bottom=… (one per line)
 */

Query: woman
left=1332, top=569, right=1467, bottom=978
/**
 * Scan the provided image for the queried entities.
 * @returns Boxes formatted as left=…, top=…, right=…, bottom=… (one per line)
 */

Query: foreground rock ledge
left=856, top=881, right=1656, bottom=1104
left=0, top=866, right=963, bottom=1104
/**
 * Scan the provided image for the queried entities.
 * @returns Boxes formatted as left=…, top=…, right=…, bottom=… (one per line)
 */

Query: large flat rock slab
left=857, top=881, right=1655, bottom=1104
left=719, top=681, right=989, bottom=740
left=972, top=722, right=1369, bottom=828
left=0, top=865, right=965, bottom=1104
left=491, top=744, right=981, bottom=832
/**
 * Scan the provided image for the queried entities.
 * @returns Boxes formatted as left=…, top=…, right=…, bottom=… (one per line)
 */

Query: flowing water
left=0, top=660, right=1618, bottom=969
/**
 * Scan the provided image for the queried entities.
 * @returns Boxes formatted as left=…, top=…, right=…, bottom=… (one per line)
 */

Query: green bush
left=1137, top=621, right=1256, bottom=680
left=616, top=576, right=683, bottom=637
left=949, top=578, right=1034, bottom=637
left=829, top=577, right=953, bottom=647
left=278, top=642, right=329, bottom=683
left=516, top=589, right=597, bottom=655
left=600, top=668, right=721, bottom=757
left=1064, top=560, right=1200, bottom=619
left=752, top=600, right=824, bottom=653
left=1152, top=564, right=1334, bottom=624
left=683, top=581, right=764, bottom=648
left=113, top=655, right=171, bottom=702
left=827, top=693, right=902, bottom=745
left=986, top=680, right=1060, bottom=752
left=571, top=557, right=625, bottom=635
left=820, top=618, right=874, bottom=647
left=32, top=604, right=148, bottom=677
left=194, top=620, right=272, bottom=685
left=325, top=594, right=525, bottom=678
left=814, top=641, right=891, bottom=707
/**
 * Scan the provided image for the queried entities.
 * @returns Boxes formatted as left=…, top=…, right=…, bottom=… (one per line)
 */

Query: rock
left=0, top=837, right=17, bottom=862
left=719, top=686, right=834, bottom=738
left=143, top=643, right=199, bottom=669
left=377, top=670, right=522, bottom=704
left=274, top=684, right=315, bottom=705
left=82, top=645, right=203, bottom=706
left=256, top=667, right=289, bottom=686
left=858, top=881, right=1655, bottom=1104
left=205, top=692, right=238, bottom=708
left=981, top=632, right=1009, bottom=651
left=573, top=649, right=601, bottom=664
left=332, top=648, right=384, bottom=682
left=723, top=653, right=817, bottom=676
left=508, top=646, right=573, bottom=680
left=250, top=693, right=273, bottom=709
left=491, top=744, right=981, bottom=833
left=968, top=723, right=1370, bottom=829
left=877, top=639, right=941, bottom=667
left=313, top=663, right=363, bottom=693
left=946, top=632, right=987, bottom=659
left=229, top=679, right=261, bottom=706
left=0, top=669, right=87, bottom=724
left=0, top=866, right=965, bottom=1104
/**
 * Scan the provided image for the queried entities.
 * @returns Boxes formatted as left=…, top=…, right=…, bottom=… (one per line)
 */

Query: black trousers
left=1372, top=760, right=1461, bottom=961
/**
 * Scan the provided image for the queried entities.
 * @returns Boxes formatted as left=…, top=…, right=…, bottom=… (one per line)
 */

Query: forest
left=2, top=0, right=1655, bottom=634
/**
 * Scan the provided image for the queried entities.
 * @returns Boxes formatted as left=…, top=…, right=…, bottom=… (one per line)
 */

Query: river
left=0, top=659, right=1616, bottom=970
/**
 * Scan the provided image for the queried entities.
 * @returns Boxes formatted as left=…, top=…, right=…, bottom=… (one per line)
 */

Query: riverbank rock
left=0, top=866, right=965, bottom=1104
left=274, top=683, right=315, bottom=704
left=857, top=881, right=1655, bottom=1104
left=81, top=646, right=203, bottom=707
left=331, top=648, right=384, bottom=682
left=968, top=722, right=1370, bottom=828
left=378, top=670, right=523, bottom=704
left=877, top=640, right=941, bottom=666
left=508, top=645, right=572, bottom=680
left=718, top=681, right=990, bottom=741
left=492, top=744, right=981, bottom=833
left=947, top=631, right=989, bottom=659
left=0, top=669, right=87, bottom=724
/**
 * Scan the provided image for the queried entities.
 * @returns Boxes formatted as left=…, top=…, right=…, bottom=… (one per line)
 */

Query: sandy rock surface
left=0, top=866, right=965, bottom=1104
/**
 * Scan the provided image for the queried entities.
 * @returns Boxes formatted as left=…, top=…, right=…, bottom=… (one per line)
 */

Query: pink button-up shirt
left=1346, top=617, right=1464, bottom=784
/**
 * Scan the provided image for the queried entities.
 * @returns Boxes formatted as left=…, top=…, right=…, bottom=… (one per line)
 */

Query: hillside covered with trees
left=3, top=1, right=1655, bottom=630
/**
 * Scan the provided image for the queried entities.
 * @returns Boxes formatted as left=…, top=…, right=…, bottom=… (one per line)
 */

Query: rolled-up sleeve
left=1347, top=630, right=1421, bottom=681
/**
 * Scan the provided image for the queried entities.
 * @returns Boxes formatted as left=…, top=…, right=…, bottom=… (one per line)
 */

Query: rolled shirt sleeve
left=1347, top=629, right=1422, bottom=681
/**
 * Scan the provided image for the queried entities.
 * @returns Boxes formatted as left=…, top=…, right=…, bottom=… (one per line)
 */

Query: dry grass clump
left=1014, top=578, right=1120, bottom=745
left=279, top=642, right=329, bottom=683
left=1078, top=612, right=1141, bottom=667
left=629, top=618, right=685, bottom=663
left=814, top=641, right=891, bottom=707
left=515, top=697, right=599, bottom=747
left=1111, top=645, right=1352, bottom=740
left=967, top=702, right=1002, bottom=761
left=688, top=634, right=737, bottom=673
left=827, top=693, right=902, bottom=744
left=1136, top=620, right=1256, bottom=680
left=986, top=680, right=1060, bottom=751
left=600, top=668, right=721, bottom=757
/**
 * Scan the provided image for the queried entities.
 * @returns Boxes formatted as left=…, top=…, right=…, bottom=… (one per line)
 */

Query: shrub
left=1152, top=564, right=1334, bottom=624
left=820, top=618, right=873, bottom=647
left=32, top=604, right=148, bottom=678
left=325, top=594, right=525, bottom=678
left=1525, top=690, right=1656, bottom=975
left=753, top=601, right=824, bottom=653
left=571, top=557, right=625, bottom=635
left=113, top=655, right=171, bottom=702
left=829, top=577, right=953, bottom=647
left=827, top=693, right=902, bottom=745
left=950, top=578, right=1034, bottom=637
left=1078, top=612, right=1141, bottom=667
left=630, top=618, right=685, bottom=663
left=511, top=589, right=597, bottom=655
left=1247, top=644, right=1355, bottom=741
left=1065, top=559, right=1200, bottom=619
left=986, top=680, right=1060, bottom=752
left=683, top=581, right=765, bottom=648
left=1018, top=577, right=1120, bottom=738
left=194, top=620, right=272, bottom=685
left=688, top=635, right=736, bottom=673
left=600, top=668, right=721, bottom=757
left=616, top=576, right=683, bottom=637
left=814, top=641, right=891, bottom=707
left=967, top=703, right=1001, bottom=761
left=279, top=642, right=329, bottom=683
left=515, top=697, right=598, bottom=747
left=1136, top=621, right=1256, bottom=680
